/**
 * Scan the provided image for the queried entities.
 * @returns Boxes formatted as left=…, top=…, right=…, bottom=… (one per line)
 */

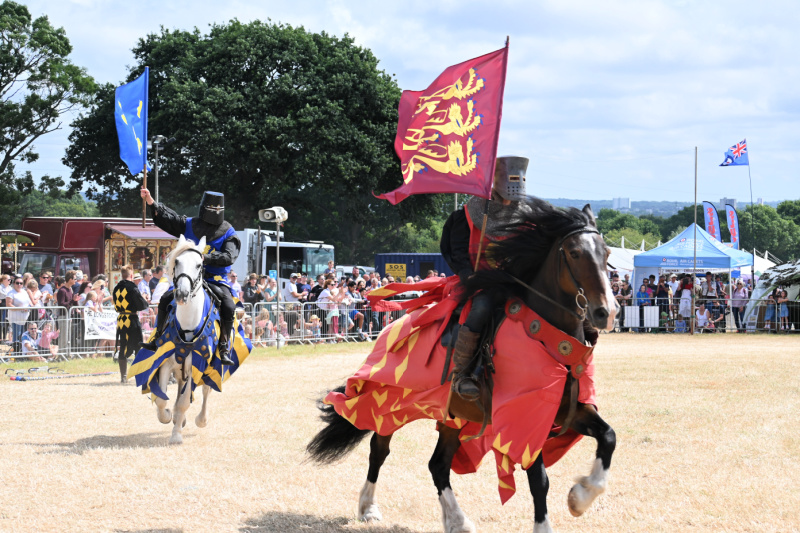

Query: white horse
left=152, top=235, right=213, bottom=445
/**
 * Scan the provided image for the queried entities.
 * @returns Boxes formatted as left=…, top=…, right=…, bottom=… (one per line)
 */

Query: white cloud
left=13, top=0, right=800, bottom=202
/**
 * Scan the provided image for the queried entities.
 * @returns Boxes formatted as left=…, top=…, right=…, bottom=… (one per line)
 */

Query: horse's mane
left=460, top=196, right=596, bottom=301
left=166, top=238, right=203, bottom=281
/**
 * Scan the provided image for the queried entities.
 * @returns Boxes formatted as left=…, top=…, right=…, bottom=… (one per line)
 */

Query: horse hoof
left=169, top=435, right=183, bottom=445
left=195, top=416, right=207, bottom=428
left=360, top=504, right=382, bottom=522
left=446, top=519, right=475, bottom=533
left=568, top=483, right=589, bottom=517
left=157, top=409, right=172, bottom=424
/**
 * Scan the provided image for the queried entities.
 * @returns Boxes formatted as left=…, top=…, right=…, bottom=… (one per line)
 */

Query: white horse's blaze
left=152, top=236, right=212, bottom=445
left=601, top=276, right=617, bottom=331
left=438, top=488, right=475, bottom=533
left=358, top=480, right=382, bottom=522
left=567, top=457, right=608, bottom=517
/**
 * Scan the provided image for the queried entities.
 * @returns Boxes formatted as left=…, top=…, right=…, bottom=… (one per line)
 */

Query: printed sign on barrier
left=84, top=310, right=117, bottom=340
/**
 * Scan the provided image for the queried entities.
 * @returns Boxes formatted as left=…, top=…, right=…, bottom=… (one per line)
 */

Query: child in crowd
left=309, top=315, right=322, bottom=343
left=777, top=289, right=790, bottom=331
left=37, top=321, right=60, bottom=359
left=277, top=314, right=289, bottom=339
left=763, top=292, right=776, bottom=331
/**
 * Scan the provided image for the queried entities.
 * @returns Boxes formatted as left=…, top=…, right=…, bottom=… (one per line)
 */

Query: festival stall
left=632, top=223, right=753, bottom=288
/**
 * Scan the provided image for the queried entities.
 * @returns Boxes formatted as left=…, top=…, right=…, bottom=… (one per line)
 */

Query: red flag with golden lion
left=375, top=44, right=509, bottom=205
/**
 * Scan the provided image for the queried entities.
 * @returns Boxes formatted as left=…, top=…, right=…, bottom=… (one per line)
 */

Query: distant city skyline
left=17, top=0, right=800, bottom=203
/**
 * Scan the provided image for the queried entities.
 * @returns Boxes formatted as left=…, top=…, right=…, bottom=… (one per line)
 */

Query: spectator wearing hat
left=243, top=273, right=265, bottom=305
left=667, top=274, right=680, bottom=317
left=730, top=280, right=749, bottom=332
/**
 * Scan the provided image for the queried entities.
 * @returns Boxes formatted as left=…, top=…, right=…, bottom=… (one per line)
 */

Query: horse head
left=168, top=235, right=206, bottom=305
left=554, top=205, right=617, bottom=331
left=481, top=198, right=617, bottom=337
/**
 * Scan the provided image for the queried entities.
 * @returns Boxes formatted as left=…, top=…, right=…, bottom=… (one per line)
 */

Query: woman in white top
left=7, top=277, right=32, bottom=347
left=696, top=303, right=712, bottom=332
left=315, top=279, right=337, bottom=341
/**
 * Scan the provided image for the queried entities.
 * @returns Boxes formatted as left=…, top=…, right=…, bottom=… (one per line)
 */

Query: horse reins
left=509, top=226, right=600, bottom=322
left=509, top=226, right=600, bottom=437
left=173, top=248, right=205, bottom=301
left=172, top=247, right=207, bottom=354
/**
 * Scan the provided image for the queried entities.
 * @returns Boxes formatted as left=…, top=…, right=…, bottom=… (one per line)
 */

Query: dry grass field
left=1, top=333, right=798, bottom=533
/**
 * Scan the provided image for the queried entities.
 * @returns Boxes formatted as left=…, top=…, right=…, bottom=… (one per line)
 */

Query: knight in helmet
left=140, top=188, right=240, bottom=365
left=440, top=156, right=529, bottom=401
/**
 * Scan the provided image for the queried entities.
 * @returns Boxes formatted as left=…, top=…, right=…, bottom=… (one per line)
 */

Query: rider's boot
left=140, top=309, right=167, bottom=351
left=451, top=328, right=481, bottom=402
left=218, top=319, right=235, bottom=366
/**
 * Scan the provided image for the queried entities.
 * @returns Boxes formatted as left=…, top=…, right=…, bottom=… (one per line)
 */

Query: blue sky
left=20, top=0, right=800, bottom=204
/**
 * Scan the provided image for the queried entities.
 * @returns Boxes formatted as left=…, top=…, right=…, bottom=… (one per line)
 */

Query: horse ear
left=582, top=204, right=597, bottom=225
left=198, top=236, right=206, bottom=251
left=178, top=234, right=185, bottom=246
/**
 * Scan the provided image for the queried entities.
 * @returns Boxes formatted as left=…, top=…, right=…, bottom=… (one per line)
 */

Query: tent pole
left=692, top=147, right=697, bottom=334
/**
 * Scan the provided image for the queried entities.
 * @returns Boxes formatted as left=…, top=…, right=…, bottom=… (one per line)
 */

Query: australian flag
left=720, top=139, right=749, bottom=166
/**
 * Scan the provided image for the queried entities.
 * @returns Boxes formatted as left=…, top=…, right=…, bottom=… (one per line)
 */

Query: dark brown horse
left=308, top=198, right=618, bottom=533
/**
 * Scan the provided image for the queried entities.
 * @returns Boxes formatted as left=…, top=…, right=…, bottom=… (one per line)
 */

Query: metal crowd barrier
left=0, top=305, right=70, bottom=363
left=611, top=297, right=798, bottom=333
left=250, top=299, right=407, bottom=347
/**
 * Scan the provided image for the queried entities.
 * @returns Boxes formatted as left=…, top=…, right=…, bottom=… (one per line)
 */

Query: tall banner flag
left=703, top=201, right=722, bottom=242
left=725, top=204, right=740, bottom=250
left=114, top=68, right=150, bottom=175
left=375, top=44, right=509, bottom=205
left=720, top=139, right=748, bottom=166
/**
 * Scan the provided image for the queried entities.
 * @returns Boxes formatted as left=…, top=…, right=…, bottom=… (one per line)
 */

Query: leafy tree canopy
left=0, top=0, right=95, bottom=180
left=738, top=204, right=800, bottom=261
left=65, top=20, right=448, bottom=264
left=777, top=199, right=800, bottom=227
left=0, top=172, right=98, bottom=227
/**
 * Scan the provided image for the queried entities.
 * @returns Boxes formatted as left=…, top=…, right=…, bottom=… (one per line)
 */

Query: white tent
left=606, top=246, right=640, bottom=276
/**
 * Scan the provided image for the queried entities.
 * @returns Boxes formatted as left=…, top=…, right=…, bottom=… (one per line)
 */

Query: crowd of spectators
left=608, top=269, right=796, bottom=333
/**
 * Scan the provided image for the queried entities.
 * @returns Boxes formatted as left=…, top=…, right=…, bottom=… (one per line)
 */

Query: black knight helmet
left=199, top=191, right=224, bottom=225
left=493, top=156, right=529, bottom=202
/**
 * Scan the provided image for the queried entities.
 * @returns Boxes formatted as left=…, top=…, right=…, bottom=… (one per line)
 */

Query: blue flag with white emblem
left=719, top=139, right=749, bottom=166
left=114, top=68, right=151, bottom=175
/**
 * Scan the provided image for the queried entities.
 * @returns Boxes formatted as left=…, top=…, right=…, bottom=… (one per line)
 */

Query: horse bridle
left=173, top=248, right=204, bottom=301
left=510, top=226, right=601, bottom=322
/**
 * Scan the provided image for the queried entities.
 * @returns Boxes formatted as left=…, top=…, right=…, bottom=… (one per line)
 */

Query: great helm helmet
left=199, top=191, right=225, bottom=225
left=493, top=156, right=529, bottom=202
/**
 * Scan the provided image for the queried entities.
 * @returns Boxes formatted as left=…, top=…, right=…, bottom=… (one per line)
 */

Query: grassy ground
left=0, top=333, right=798, bottom=532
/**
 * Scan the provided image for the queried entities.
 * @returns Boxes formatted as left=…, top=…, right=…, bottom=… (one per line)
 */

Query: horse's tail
left=306, top=385, right=371, bottom=464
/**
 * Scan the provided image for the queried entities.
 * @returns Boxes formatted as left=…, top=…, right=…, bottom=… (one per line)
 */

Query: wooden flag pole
left=473, top=198, right=491, bottom=272
left=142, top=166, right=147, bottom=228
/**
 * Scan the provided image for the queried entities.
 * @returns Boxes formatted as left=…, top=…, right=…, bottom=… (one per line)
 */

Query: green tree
left=65, top=20, right=446, bottom=264
left=739, top=204, right=800, bottom=261
left=777, top=199, right=800, bottom=227
left=603, top=227, right=661, bottom=250
left=0, top=173, right=99, bottom=227
left=0, top=1, right=95, bottom=179
left=597, top=208, right=663, bottom=241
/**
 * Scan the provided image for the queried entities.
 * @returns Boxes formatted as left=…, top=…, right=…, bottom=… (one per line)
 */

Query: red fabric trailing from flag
left=375, top=45, right=509, bottom=205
